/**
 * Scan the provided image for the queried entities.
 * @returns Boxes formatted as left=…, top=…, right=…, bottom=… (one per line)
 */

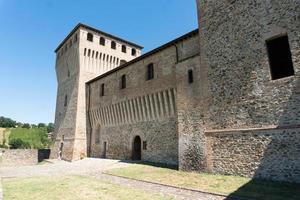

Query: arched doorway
left=132, top=136, right=141, bottom=160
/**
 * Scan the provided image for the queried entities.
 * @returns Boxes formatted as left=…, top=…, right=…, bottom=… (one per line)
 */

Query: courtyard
left=1, top=158, right=299, bottom=200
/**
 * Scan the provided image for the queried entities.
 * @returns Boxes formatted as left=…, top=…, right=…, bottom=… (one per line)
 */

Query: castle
left=51, top=0, right=300, bottom=183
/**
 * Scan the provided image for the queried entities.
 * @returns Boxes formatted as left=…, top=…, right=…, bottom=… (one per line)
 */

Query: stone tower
left=51, top=23, right=142, bottom=161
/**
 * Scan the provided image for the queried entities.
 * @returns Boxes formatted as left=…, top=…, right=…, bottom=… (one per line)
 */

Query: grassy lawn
left=106, top=164, right=300, bottom=200
left=3, top=176, right=172, bottom=200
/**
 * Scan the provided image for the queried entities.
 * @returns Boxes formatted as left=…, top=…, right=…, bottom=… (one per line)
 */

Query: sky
left=0, top=0, right=198, bottom=124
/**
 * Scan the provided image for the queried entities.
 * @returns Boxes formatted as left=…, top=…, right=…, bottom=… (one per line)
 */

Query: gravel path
left=0, top=158, right=130, bottom=178
left=0, top=158, right=238, bottom=200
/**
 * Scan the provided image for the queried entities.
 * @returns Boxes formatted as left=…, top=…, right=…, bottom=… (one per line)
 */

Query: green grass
left=9, top=128, right=50, bottom=149
left=3, top=176, right=172, bottom=200
left=106, top=164, right=300, bottom=200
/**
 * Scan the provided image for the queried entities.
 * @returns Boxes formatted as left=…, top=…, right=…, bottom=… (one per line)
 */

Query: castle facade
left=52, top=0, right=300, bottom=183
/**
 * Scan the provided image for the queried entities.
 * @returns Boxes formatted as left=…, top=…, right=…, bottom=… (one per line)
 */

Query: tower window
left=87, top=33, right=93, bottom=42
left=120, top=75, right=126, bottom=89
left=100, top=83, right=105, bottom=97
left=100, top=37, right=105, bottom=46
left=188, top=69, right=194, bottom=84
left=146, top=63, right=154, bottom=80
left=111, top=41, right=116, bottom=50
left=266, top=35, right=294, bottom=80
left=88, top=49, right=91, bottom=57
left=132, top=48, right=136, bottom=56
left=122, top=45, right=127, bottom=53
left=84, top=48, right=87, bottom=56
left=64, top=95, right=68, bottom=107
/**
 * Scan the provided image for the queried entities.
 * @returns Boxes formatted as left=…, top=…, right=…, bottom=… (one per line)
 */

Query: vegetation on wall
left=0, top=116, right=54, bottom=149
left=8, top=128, right=51, bottom=149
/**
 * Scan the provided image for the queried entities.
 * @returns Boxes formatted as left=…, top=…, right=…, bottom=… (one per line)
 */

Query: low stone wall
left=0, top=149, right=38, bottom=167
left=206, top=127, right=300, bottom=183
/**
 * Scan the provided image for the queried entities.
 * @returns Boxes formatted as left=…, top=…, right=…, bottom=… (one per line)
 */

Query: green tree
left=38, top=123, right=46, bottom=128
left=22, top=123, right=31, bottom=129
left=47, top=123, right=54, bottom=133
left=0, top=116, right=16, bottom=128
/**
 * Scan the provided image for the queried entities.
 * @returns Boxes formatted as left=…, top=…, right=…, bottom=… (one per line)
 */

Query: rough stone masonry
left=51, top=0, right=300, bottom=183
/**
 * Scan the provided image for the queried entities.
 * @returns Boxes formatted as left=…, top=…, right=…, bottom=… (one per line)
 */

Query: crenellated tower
left=51, top=23, right=142, bottom=161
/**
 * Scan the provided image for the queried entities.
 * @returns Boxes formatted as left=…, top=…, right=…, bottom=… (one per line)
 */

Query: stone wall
left=179, top=0, right=300, bottom=177
left=206, top=127, right=300, bottom=183
left=0, top=149, right=38, bottom=167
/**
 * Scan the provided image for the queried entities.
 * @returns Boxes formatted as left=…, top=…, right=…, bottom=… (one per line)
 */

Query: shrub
left=8, top=128, right=50, bottom=149
left=9, top=138, right=31, bottom=149
left=22, top=123, right=31, bottom=129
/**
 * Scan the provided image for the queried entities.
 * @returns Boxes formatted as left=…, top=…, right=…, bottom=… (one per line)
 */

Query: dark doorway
left=102, top=142, right=107, bottom=158
left=132, top=136, right=141, bottom=160
left=59, top=142, right=63, bottom=160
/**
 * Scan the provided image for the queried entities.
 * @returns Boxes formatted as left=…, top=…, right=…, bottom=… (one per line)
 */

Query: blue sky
left=0, top=0, right=198, bottom=124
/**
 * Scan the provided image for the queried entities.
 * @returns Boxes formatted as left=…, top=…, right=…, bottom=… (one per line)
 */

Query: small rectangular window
left=147, top=63, right=154, bottom=80
left=143, top=141, right=147, bottom=150
left=100, top=83, right=105, bottom=97
left=111, top=41, right=116, bottom=50
left=87, top=33, right=93, bottom=42
left=188, top=69, right=194, bottom=84
left=120, top=75, right=126, bottom=89
left=266, top=35, right=294, bottom=80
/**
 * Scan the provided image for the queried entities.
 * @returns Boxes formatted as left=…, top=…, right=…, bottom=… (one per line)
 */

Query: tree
left=38, top=123, right=46, bottom=128
left=31, top=124, right=37, bottom=128
left=22, top=123, right=31, bottom=129
left=0, top=116, right=16, bottom=128
left=47, top=123, right=54, bottom=133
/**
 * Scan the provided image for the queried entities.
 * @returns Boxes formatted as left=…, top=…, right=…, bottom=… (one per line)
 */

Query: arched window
left=100, top=37, right=105, bottom=46
left=84, top=48, right=87, bottom=56
left=92, top=50, right=94, bottom=58
left=121, top=45, right=127, bottom=53
left=100, top=83, right=105, bottom=97
left=95, top=52, right=98, bottom=59
left=88, top=49, right=91, bottom=57
left=120, top=75, right=126, bottom=89
left=111, top=41, right=116, bottom=49
left=132, top=48, right=136, bottom=56
left=87, top=33, right=93, bottom=42
left=146, top=63, right=154, bottom=80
